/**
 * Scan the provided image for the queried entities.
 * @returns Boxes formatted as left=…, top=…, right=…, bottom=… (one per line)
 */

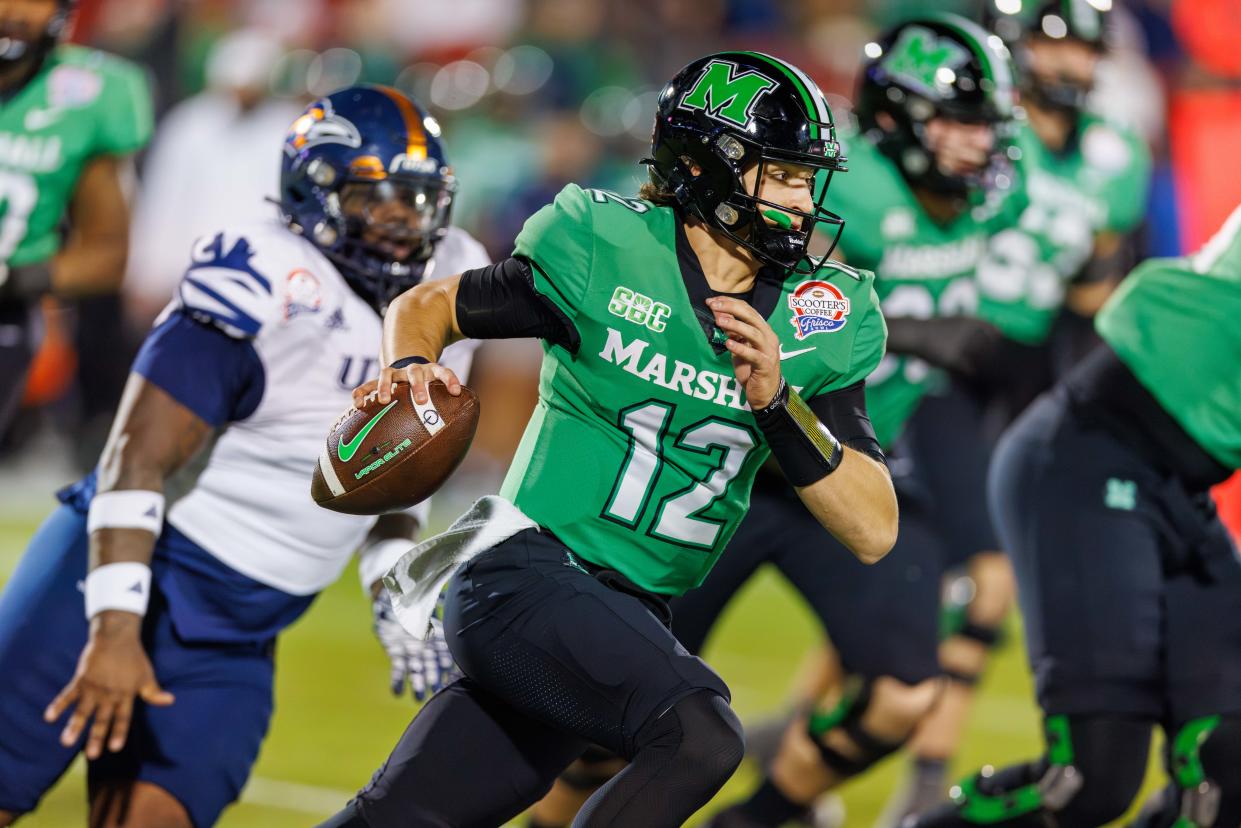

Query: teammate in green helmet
left=910, top=202, right=1241, bottom=828
left=881, top=5, right=1153, bottom=819
left=0, top=0, right=153, bottom=432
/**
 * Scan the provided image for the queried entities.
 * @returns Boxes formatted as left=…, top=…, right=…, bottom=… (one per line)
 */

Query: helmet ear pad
left=650, top=125, right=751, bottom=229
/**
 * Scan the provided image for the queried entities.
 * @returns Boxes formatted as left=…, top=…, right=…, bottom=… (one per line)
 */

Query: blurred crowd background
left=1, top=0, right=1240, bottom=516
left=0, top=1, right=1239, bottom=824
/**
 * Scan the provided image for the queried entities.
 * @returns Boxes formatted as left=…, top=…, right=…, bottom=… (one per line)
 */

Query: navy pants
left=0, top=505, right=290, bottom=828
left=990, top=387, right=1241, bottom=720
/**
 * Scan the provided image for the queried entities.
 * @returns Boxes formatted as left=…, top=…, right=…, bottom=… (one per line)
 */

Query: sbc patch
left=788, top=280, right=850, bottom=339
left=284, top=269, right=323, bottom=319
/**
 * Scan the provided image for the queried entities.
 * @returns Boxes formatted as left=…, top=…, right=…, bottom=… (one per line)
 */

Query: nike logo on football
left=338, top=400, right=398, bottom=462
left=778, top=346, right=816, bottom=361
left=24, top=107, right=63, bottom=130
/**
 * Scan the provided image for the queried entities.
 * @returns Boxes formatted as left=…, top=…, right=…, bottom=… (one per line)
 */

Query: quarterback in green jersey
left=0, top=0, right=152, bottom=432
left=911, top=203, right=1241, bottom=828
left=319, top=52, right=896, bottom=828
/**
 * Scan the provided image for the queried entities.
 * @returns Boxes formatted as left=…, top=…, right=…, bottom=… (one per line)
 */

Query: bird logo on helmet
left=857, top=14, right=1017, bottom=198
left=645, top=51, right=849, bottom=276
left=279, top=84, right=456, bottom=313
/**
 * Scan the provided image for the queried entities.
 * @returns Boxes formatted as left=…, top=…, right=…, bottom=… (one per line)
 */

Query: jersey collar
left=673, top=218, right=782, bottom=354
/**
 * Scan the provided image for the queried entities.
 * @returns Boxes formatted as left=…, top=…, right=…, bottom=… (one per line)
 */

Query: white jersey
left=162, top=219, right=489, bottom=594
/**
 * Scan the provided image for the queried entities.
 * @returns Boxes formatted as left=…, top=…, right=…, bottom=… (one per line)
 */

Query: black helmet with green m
left=856, top=14, right=1016, bottom=197
left=646, top=52, right=848, bottom=275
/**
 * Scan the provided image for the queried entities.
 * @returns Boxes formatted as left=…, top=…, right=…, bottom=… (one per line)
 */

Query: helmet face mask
left=279, top=86, right=455, bottom=313
left=857, top=15, right=1016, bottom=199
left=987, top=0, right=1108, bottom=123
left=0, top=0, right=71, bottom=69
left=647, top=52, right=849, bottom=275
left=338, top=177, right=455, bottom=267
left=1021, top=33, right=1102, bottom=119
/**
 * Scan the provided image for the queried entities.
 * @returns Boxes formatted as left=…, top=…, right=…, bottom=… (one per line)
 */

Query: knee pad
left=1133, top=717, right=1241, bottom=828
left=558, top=746, right=624, bottom=792
left=949, top=715, right=1151, bottom=826
left=805, top=678, right=905, bottom=779
left=939, top=621, right=1003, bottom=687
left=1167, top=716, right=1240, bottom=828
left=673, top=692, right=745, bottom=784
left=633, top=690, right=743, bottom=788
left=948, top=716, right=1083, bottom=823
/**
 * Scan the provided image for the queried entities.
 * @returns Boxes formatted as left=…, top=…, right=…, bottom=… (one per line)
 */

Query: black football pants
left=333, top=528, right=743, bottom=828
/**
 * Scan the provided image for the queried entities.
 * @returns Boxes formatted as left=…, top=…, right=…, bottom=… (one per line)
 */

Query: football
left=311, top=381, right=480, bottom=515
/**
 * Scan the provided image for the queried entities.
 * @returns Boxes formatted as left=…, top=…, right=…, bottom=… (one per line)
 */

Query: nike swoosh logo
left=338, top=400, right=398, bottom=462
left=779, top=346, right=817, bottom=361
left=24, top=107, right=63, bottom=130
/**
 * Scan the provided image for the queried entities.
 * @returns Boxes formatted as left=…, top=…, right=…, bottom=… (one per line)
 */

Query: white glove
left=372, top=593, right=460, bottom=701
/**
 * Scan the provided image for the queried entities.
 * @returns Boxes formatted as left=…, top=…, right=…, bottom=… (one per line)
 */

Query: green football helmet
left=856, top=14, right=1017, bottom=197
left=987, top=0, right=1110, bottom=119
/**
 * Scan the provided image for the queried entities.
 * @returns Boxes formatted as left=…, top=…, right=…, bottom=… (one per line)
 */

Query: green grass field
left=0, top=509, right=1165, bottom=827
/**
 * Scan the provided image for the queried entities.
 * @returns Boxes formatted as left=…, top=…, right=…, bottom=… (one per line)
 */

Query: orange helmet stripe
left=376, top=85, right=427, bottom=161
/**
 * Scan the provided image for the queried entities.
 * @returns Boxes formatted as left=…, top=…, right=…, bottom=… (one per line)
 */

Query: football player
left=0, top=86, right=484, bottom=828
left=318, top=51, right=896, bottom=828
left=910, top=203, right=1241, bottom=828
left=651, top=18, right=1023, bottom=828
left=0, top=0, right=151, bottom=434
left=527, top=18, right=1023, bottom=828
left=883, top=2, right=1153, bottom=820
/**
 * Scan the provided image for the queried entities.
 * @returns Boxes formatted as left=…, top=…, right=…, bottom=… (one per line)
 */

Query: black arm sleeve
left=883, top=315, right=1004, bottom=377
left=454, top=256, right=580, bottom=353
left=807, top=381, right=886, bottom=467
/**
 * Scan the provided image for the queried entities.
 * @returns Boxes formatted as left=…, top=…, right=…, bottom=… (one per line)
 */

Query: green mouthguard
left=762, top=209, right=793, bottom=229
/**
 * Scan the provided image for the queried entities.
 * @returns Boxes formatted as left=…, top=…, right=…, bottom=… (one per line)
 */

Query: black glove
left=884, top=316, right=1006, bottom=382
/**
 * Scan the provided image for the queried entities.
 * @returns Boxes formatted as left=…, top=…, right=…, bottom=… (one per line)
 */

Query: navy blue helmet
left=279, top=84, right=456, bottom=311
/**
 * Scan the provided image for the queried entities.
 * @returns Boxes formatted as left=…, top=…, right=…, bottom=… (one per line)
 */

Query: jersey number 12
left=602, top=400, right=756, bottom=548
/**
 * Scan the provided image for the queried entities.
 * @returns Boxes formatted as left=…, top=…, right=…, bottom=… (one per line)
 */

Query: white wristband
left=85, top=562, right=152, bottom=619
left=87, top=490, right=165, bottom=535
left=358, top=538, right=414, bottom=595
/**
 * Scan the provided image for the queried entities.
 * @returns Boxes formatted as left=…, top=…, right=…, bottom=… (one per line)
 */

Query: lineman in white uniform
left=0, top=85, right=484, bottom=828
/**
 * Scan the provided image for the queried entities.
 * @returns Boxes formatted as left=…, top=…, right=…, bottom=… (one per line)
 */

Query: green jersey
left=0, top=45, right=152, bottom=267
left=977, top=115, right=1151, bottom=343
left=499, top=184, right=887, bottom=594
left=1095, top=207, right=1241, bottom=470
left=828, top=128, right=1020, bottom=447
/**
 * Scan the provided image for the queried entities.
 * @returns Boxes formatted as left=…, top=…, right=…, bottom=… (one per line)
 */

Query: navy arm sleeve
left=131, top=310, right=266, bottom=426
left=808, top=381, right=885, bottom=467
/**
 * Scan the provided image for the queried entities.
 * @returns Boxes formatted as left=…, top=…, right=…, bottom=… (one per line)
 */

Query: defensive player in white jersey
left=0, top=85, right=486, bottom=828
